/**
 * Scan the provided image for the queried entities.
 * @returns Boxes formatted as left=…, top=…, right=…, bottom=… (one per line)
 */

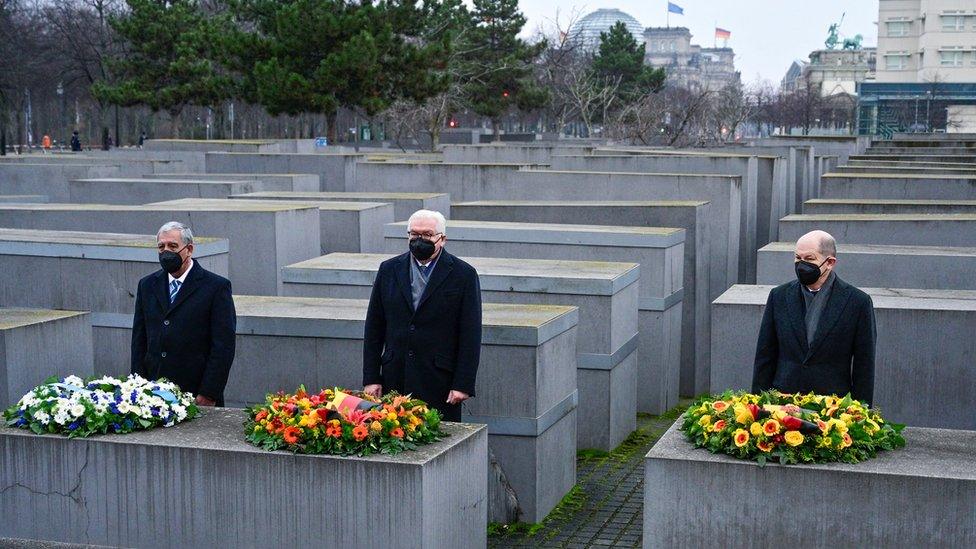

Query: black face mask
left=795, top=258, right=828, bottom=286
left=409, top=237, right=437, bottom=262
left=159, top=246, right=187, bottom=274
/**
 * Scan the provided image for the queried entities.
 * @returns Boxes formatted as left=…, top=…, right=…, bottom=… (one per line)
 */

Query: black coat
left=363, top=250, right=482, bottom=421
left=131, top=263, right=236, bottom=405
left=752, top=275, right=876, bottom=404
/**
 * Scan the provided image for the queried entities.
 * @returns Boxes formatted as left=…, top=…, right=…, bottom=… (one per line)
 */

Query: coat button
left=409, top=324, right=415, bottom=331
left=408, top=351, right=415, bottom=358
left=163, top=320, right=170, bottom=326
left=161, top=352, right=167, bottom=358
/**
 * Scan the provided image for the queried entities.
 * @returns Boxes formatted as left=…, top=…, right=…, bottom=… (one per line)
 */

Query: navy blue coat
left=130, top=263, right=236, bottom=405
left=363, top=251, right=482, bottom=421
left=752, top=275, right=876, bottom=404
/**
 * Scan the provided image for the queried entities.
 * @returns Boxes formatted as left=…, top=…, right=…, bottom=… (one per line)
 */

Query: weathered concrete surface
left=757, top=241, right=976, bottom=290
left=281, top=252, right=638, bottom=451
left=145, top=138, right=283, bottom=153
left=229, top=296, right=578, bottom=523
left=833, top=164, right=976, bottom=176
left=0, top=163, right=120, bottom=201
left=0, top=308, right=93, bottom=409
left=67, top=178, right=262, bottom=204
left=710, top=285, right=976, bottom=430
left=231, top=191, right=450, bottom=221
left=450, top=200, right=709, bottom=398
left=440, top=143, right=595, bottom=164
left=0, top=195, right=47, bottom=203
left=0, top=409, right=488, bottom=549
left=778, top=213, right=976, bottom=248
left=0, top=228, right=229, bottom=375
left=820, top=173, right=976, bottom=200
left=644, top=422, right=976, bottom=548
left=803, top=198, right=976, bottom=215
left=0, top=202, right=320, bottom=295
left=149, top=197, right=392, bottom=254
left=144, top=172, right=320, bottom=192
left=205, top=152, right=362, bottom=191
left=383, top=219, right=688, bottom=404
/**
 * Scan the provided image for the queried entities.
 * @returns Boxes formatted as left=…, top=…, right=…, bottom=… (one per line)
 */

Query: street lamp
left=56, top=82, right=64, bottom=146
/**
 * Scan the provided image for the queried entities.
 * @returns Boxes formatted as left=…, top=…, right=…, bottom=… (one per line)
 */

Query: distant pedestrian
left=138, top=132, right=146, bottom=148
left=41, top=134, right=51, bottom=150
left=70, top=131, right=81, bottom=152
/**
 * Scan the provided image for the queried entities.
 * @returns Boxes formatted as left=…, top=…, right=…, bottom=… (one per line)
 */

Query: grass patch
left=577, top=448, right=610, bottom=461
left=488, top=484, right=587, bottom=539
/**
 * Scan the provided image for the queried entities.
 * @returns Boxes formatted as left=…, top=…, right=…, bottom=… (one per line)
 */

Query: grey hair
left=819, top=233, right=837, bottom=257
left=157, top=221, right=194, bottom=245
left=407, top=209, right=447, bottom=235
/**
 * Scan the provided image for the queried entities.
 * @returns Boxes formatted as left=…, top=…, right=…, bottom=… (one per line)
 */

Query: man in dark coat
left=131, top=221, right=236, bottom=406
left=752, top=230, right=876, bottom=404
left=363, top=209, right=482, bottom=421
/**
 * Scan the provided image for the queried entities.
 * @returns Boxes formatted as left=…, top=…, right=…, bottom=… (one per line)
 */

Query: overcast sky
left=511, top=0, right=880, bottom=85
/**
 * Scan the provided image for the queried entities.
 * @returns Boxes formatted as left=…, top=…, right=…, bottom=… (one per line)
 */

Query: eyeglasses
left=407, top=231, right=443, bottom=241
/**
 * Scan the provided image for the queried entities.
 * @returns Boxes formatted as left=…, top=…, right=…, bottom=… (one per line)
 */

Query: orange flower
left=763, top=419, right=781, bottom=436
left=712, top=420, right=727, bottom=432
left=325, top=424, right=342, bottom=438
left=817, top=419, right=828, bottom=432
left=352, top=424, right=369, bottom=441
left=282, top=426, right=301, bottom=444
left=757, top=440, right=774, bottom=453
left=711, top=401, right=729, bottom=413
left=255, top=410, right=268, bottom=422
left=733, top=429, right=749, bottom=447
left=391, top=427, right=405, bottom=439
left=841, top=433, right=853, bottom=448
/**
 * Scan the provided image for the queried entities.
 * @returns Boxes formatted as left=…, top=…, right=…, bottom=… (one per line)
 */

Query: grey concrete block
left=0, top=409, right=488, bottom=548
left=231, top=191, right=451, bottom=221
left=440, top=143, right=595, bottom=164
left=150, top=198, right=393, bottom=255
left=803, top=198, right=976, bottom=215
left=144, top=173, right=320, bottom=192
left=205, top=152, right=362, bottom=191
left=350, top=161, right=530, bottom=199
left=0, top=228, right=229, bottom=376
left=281, top=252, right=638, bottom=449
left=710, top=285, right=976, bottom=429
left=145, top=139, right=283, bottom=153
left=0, top=195, right=47, bottom=203
left=644, top=422, right=976, bottom=549
left=0, top=308, right=93, bottom=409
left=757, top=241, right=976, bottom=290
left=833, top=164, right=976, bottom=177
left=0, top=163, right=120, bottom=201
left=778, top=213, right=976, bottom=248
left=383, top=219, right=687, bottom=404
left=450, top=200, right=709, bottom=400
left=227, top=296, right=578, bottom=523
left=820, top=173, right=976, bottom=200
left=0, top=202, right=320, bottom=295
left=67, top=178, right=263, bottom=204
left=851, top=153, right=976, bottom=164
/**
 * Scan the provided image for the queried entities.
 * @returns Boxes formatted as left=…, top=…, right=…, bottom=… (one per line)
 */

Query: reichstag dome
left=568, top=8, right=644, bottom=52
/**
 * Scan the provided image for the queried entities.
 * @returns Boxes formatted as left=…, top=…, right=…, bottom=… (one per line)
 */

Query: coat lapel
left=785, top=281, right=809, bottom=352
left=152, top=270, right=171, bottom=314
left=416, top=251, right=454, bottom=312
left=805, top=277, right=853, bottom=361
left=394, top=253, right=415, bottom=312
left=166, top=263, right=205, bottom=316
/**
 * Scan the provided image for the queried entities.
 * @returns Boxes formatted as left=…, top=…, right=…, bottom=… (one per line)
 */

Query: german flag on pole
left=715, top=27, right=731, bottom=40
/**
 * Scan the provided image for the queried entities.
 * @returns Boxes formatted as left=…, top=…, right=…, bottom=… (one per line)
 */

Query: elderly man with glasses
left=363, top=210, right=482, bottom=421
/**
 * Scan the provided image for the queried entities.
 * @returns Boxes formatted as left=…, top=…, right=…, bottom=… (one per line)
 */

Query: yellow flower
left=839, top=413, right=853, bottom=424
left=763, top=419, right=781, bottom=436
left=733, top=429, right=750, bottom=447
left=387, top=412, right=398, bottom=422
left=253, top=424, right=262, bottom=433
left=733, top=404, right=753, bottom=425
left=865, top=419, right=880, bottom=435
left=370, top=421, right=382, bottom=432
left=698, top=414, right=713, bottom=427
left=772, top=410, right=787, bottom=421
left=784, top=431, right=804, bottom=446
left=749, top=422, right=762, bottom=436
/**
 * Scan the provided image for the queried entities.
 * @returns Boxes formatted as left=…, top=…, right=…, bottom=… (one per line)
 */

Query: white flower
left=63, top=375, right=85, bottom=387
left=70, top=404, right=86, bottom=418
left=34, top=411, right=50, bottom=425
left=53, top=411, right=69, bottom=425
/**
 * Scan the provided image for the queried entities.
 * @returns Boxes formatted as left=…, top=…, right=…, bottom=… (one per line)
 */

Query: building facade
left=568, top=9, right=644, bottom=53
left=643, top=27, right=739, bottom=91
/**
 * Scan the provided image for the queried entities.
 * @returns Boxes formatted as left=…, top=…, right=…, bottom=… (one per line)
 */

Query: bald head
left=796, top=230, right=836, bottom=259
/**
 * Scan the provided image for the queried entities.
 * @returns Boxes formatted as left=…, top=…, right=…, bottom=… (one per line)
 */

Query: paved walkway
left=488, top=404, right=688, bottom=548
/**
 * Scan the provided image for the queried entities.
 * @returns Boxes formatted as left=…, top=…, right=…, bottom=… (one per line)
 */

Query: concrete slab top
left=781, top=213, right=976, bottom=222
left=589, top=149, right=778, bottom=159
left=0, top=307, right=88, bottom=330
left=236, top=191, right=448, bottom=200
left=234, top=295, right=578, bottom=329
left=823, top=173, right=976, bottom=180
left=205, top=152, right=363, bottom=158
left=759, top=241, right=976, bottom=257
left=72, top=178, right=257, bottom=185
left=362, top=160, right=534, bottom=167
left=714, top=284, right=976, bottom=312
left=519, top=168, right=739, bottom=179
left=162, top=198, right=391, bottom=212
left=0, top=228, right=224, bottom=247
left=0, top=408, right=485, bottom=465
left=154, top=139, right=277, bottom=145
left=283, top=252, right=640, bottom=294
left=848, top=160, right=976, bottom=168
left=453, top=200, right=709, bottom=207
left=647, top=422, right=976, bottom=481
left=0, top=202, right=317, bottom=213
left=806, top=199, right=976, bottom=206
left=837, top=165, right=976, bottom=173
left=153, top=173, right=319, bottom=178
left=386, top=219, right=684, bottom=247
left=0, top=228, right=228, bottom=260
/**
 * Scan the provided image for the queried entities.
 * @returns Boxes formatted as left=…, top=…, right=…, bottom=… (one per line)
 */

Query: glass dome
left=568, top=8, right=645, bottom=52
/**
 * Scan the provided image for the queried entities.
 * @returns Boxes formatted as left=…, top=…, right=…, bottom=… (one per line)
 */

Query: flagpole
left=667, top=3, right=669, bottom=28
left=714, top=20, right=717, bottom=48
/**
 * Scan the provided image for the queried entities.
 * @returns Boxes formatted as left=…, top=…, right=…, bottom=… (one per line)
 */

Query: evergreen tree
left=461, top=0, right=547, bottom=139
left=591, top=21, right=666, bottom=101
left=91, top=0, right=232, bottom=138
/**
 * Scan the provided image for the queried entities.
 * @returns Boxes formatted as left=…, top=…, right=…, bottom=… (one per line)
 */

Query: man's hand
left=446, top=390, right=469, bottom=405
left=364, top=384, right=383, bottom=398
left=195, top=395, right=216, bottom=407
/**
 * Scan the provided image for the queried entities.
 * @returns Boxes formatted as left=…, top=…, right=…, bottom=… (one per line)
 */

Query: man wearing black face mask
left=751, top=230, right=876, bottom=404
left=130, top=221, right=236, bottom=406
left=363, top=209, right=482, bottom=421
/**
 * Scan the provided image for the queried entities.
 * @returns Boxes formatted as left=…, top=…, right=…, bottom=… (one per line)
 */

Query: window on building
left=941, top=15, right=966, bottom=31
left=669, top=41, right=676, bottom=52
left=884, top=54, right=909, bottom=70
left=940, top=50, right=964, bottom=67
left=886, top=21, right=910, bottom=37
